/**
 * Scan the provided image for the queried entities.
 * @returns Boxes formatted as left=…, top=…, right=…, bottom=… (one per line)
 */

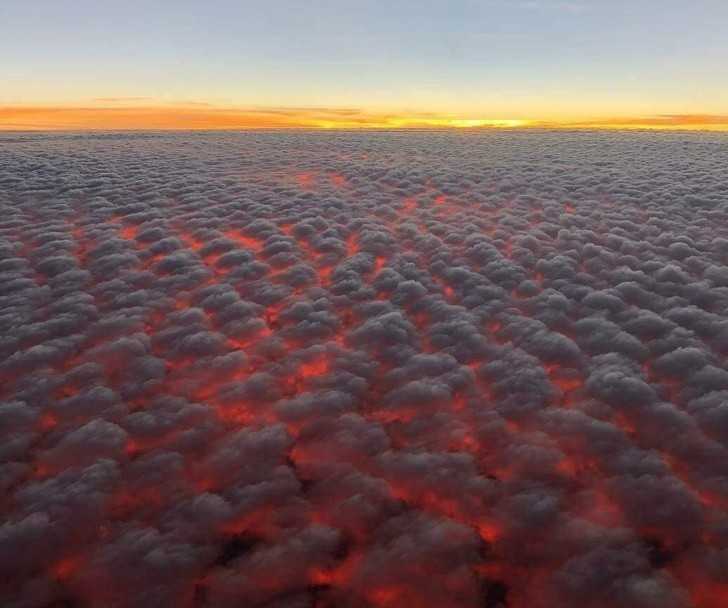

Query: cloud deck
left=1, top=130, right=728, bottom=607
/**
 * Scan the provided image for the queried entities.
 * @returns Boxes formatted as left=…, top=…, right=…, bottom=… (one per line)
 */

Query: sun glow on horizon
left=313, top=117, right=534, bottom=129
left=1, top=104, right=728, bottom=132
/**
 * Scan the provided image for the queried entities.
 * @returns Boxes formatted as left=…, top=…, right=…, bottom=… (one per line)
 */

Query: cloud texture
left=1, top=130, right=728, bottom=607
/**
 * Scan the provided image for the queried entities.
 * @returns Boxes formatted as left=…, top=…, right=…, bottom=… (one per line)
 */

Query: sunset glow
left=2, top=1, right=727, bottom=132
left=2, top=105, right=728, bottom=132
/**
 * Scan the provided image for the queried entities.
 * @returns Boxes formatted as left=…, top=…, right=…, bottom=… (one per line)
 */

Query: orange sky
left=2, top=105, right=728, bottom=132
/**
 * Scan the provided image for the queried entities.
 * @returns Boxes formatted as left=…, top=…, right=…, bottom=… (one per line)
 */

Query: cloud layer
left=1, top=130, right=728, bottom=607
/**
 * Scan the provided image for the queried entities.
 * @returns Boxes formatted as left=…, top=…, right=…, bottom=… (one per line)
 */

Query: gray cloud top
left=1, top=130, right=728, bottom=608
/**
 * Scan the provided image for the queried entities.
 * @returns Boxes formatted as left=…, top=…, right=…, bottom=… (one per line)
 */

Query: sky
left=1, top=0, right=727, bottom=130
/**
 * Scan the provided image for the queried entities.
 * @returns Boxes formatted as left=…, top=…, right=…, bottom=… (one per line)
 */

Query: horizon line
left=2, top=104, right=728, bottom=132
left=3, top=127, right=728, bottom=135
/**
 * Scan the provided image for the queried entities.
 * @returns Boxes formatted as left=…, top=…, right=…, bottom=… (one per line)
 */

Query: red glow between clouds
left=2, top=131, right=728, bottom=608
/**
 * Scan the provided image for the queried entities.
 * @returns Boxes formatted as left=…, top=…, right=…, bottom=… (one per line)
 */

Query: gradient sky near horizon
left=2, top=0, right=728, bottom=129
